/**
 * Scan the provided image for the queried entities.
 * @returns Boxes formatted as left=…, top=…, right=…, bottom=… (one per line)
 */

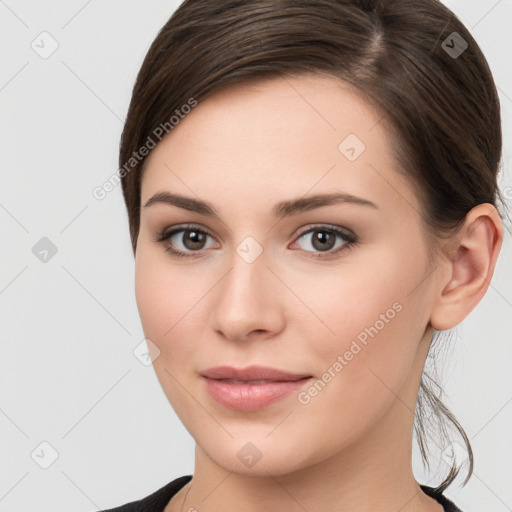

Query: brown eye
left=155, top=225, right=219, bottom=258
left=181, top=229, right=208, bottom=250
left=292, top=225, right=357, bottom=258
left=309, top=230, right=337, bottom=251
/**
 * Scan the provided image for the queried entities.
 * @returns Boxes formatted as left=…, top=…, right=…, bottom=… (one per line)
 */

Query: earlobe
left=430, top=204, right=503, bottom=331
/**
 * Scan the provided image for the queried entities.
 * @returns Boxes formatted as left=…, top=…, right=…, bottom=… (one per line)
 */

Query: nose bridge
left=222, top=235, right=269, bottom=304
left=209, top=234, right=283, bottom=339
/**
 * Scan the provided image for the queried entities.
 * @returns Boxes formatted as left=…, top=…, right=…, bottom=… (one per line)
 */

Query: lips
left=200, top=365, right=313, bottom=411
left=200, top=365, right=311, bottom=382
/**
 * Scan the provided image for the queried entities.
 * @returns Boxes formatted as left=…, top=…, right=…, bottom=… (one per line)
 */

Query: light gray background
left=1, top=1, right=511, bottom=511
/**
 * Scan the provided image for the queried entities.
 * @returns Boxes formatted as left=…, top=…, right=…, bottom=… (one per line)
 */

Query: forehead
left=140, top=74, right=419, bottom=217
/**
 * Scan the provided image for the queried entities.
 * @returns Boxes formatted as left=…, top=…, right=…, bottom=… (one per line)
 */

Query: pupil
left=185, top=230, right=205, bottom=249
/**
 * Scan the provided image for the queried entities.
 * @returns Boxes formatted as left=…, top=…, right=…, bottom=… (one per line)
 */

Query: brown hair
left=119, top=0, right=507, bottom=492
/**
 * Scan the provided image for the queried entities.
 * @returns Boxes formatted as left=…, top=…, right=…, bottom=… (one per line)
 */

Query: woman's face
left=135, top=75, right=440, bottom=476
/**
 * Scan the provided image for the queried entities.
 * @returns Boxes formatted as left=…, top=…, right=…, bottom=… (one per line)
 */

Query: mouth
left=217, top=378, right=296, bottom=384
left=200, top=366, right=313, bottom=411
left=200, top=365, right=312, bottom=381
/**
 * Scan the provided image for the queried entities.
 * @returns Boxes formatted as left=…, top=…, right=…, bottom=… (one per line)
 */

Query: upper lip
left=200, top=365, right=312, bottom=381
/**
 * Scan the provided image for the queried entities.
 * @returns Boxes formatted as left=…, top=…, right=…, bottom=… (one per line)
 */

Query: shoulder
left=420, top=484, right=464, bottom=512
left=97, top=475, right=193, bottom=512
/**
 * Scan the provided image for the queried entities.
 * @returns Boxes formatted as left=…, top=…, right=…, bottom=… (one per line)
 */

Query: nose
left=208, top=243, right=285, bottom=342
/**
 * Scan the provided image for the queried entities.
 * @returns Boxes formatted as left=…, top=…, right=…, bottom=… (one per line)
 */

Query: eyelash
left=154, top=223, right=358, bottom=260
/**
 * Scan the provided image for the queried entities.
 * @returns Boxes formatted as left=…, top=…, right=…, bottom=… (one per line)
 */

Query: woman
left=101, top=0, right=506, bottom=510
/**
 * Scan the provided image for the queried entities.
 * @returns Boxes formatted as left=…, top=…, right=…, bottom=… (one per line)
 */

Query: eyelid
left=154, top=223, right=215, bottom=240
left=293, top=223, right=356, bottom=241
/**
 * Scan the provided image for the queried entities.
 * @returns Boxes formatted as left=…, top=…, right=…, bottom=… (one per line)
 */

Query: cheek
left=289, top=242, right=422, bottom=353
left=295, top=300, right=423, bottom=455
left=135, top=246, right=193, bottom=349
left=294, top=243, right=430, bottom=426
left=135, top=252, right=170, bottom=343
left=134, top=242, right=217, bottom=373
left=134, top=246, right=204, bottom=414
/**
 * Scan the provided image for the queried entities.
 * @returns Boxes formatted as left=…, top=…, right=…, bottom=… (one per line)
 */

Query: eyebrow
left=143, top=191, right=378, bottom=218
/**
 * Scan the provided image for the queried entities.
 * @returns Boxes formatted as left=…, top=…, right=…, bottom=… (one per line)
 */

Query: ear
left=430, top=203, right=504, bottom=331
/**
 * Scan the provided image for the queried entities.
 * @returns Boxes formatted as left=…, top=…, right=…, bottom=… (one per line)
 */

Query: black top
left=98, top=475, right=463, bottom=511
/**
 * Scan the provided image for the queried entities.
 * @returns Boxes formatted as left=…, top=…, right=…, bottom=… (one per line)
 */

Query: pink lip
left=200, top=365, right=313, bottom=411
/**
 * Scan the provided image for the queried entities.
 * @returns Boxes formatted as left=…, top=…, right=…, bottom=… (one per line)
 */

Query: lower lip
left=203, top=377, right=312, bottom=411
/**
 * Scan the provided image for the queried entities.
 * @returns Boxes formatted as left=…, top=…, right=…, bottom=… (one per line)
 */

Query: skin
left=133, top=74, right=503, bottom=512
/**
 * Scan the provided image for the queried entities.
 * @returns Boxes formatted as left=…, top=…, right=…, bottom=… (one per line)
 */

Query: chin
left=207, top=446, right=306, bottom=477
left=192, top=427, right=330, bottom=478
